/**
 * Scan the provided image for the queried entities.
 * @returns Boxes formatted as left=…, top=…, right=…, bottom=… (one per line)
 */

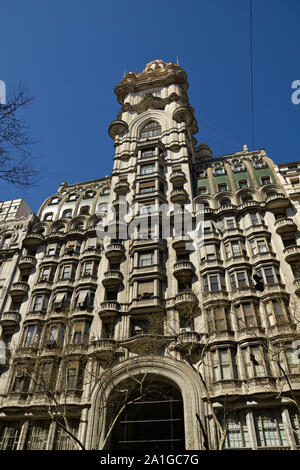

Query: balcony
left=67, top=228, right=85, bottom=238
left=274, top=217, right=297, bottom=235
left=216, top=204, right=237, bottom=215
left=221, top=227, right=244, bottom=239
left=171, top=331, right=203, bottom=354
left=130, top=296, right=164, bottom=314
left=224, top=254, right=250, bottom=269
left=265, top=193, right=290, bottom=209
left=172, top=234, right=192, bottom=250
left=267, top=322, right=297, bottom=339
left=174, top=291, right=197, bottom=308
left=173, top=261, right=195, bottom=280
left=169, top=170, right=186, bottom=184
left=0, top=311, right=21, bottom=329
left=55, top=277, right=75, bottom=289
left=251, top=250, right=277, bottom=265
left=18, top=255, right=36, bottom=271
left=202, top=289, right=229, bottom=305
left=284, top=245, right=300, bottom=263
left=26, top=309, right=47, bottom=322
left=102, top=270, right=123, bottom=287
left=210, top=379, right=243, bottom=398
left=99, top=301, right=120, bottom=317
left=230, top=285, right=257, bottom=301
left=245, top=223, right=269, bottom=235
left=236, top=326, right=266, bottom=343
left=245, top=376, right=277, bottom=394
left=23, top=232, right=45, bottom=247
left=170, top=189, right=188, bottom=203
left=10, top=281, right=30, bottom=299
left=199, top=257, right=224, bottom=271
left=108, top=119, right=128, bottom=139
left=46, top=231, right=65, bottom=242
left=64, top=343, right=89, bottom=355
left=15, top=346, right=39, bottom=359
left=239, top=200, right=262, bottom=211
left=105, top=242, right=125, bottom=260
left=207, top=330, right=235, bottom=344
left=259, top=283, right=286, bottom=298
left=89, top=338, right=122, bottom=361
left=130, top=264, right=166, bottom=281
left=114, top=181, right=129, bottom=195
left=122, top=333, right=167, bottom=355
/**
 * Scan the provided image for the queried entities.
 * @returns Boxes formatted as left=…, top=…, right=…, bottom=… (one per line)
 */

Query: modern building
left=0, top=60, right=299, bottom=451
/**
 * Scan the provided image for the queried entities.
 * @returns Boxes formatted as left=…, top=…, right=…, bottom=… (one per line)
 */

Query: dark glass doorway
left=109, top=381, right=185, bottom=451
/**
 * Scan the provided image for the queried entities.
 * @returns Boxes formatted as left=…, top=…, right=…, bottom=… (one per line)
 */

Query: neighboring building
left=0, top=60, right=299, bottom=451
left=0, top=199, right=31, bottom=222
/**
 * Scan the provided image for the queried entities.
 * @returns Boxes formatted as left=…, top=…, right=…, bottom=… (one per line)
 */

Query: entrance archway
left=108, top=379, right=185, bottom=451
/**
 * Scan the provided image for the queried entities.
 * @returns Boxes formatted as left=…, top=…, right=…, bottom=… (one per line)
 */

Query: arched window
left=108, top=379, right=185, bottom=451
left=62, top=209, right=72, bottom=218
left=220, top=198, right=231, bottom=207
left=44, top=213, right=53, bottom=221
left=80, top=206, right=90, bottom=215
left=139, top=121, right=162, bottom=139
left=242, top=195, right=253, bottom=203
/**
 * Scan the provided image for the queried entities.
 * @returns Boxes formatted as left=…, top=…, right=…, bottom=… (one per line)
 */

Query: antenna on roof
left=123, top=69, right=126, bottom=78
left=176, top=56, right=179, bottom=65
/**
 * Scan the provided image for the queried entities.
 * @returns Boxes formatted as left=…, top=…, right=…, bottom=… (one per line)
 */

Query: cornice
left=114, top=63, right=189, bottom=104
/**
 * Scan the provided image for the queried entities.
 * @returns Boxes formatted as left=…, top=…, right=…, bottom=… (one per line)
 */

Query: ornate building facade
left=0, top=60, right=299, bottom=451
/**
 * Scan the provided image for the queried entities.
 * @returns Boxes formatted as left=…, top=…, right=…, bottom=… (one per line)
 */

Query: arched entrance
left=87, top=356, right=204, bottom=450
left=107, top=379, right=185, bottom=451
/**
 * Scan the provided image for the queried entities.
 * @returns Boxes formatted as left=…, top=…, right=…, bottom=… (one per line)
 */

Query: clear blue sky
left=1, top=0, right=299, bottom=212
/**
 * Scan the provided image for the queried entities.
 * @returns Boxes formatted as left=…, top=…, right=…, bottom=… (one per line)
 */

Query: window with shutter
left=137, top=281, right=154, bottom=296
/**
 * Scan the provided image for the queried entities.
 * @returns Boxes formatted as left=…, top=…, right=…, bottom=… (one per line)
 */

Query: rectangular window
left=33, top=295, right=45, bottom=311
left=25, top=422, right=49, bottom=450
left=138, top=251, right=154, bottom=267
left=0, top=423, right=21, bottom=450
left=257, top=239, right=268, bottom=253
left=264, top=267, right=275, bottom=284
left=218, top=184, right=227, bottom=192
left=38, top=362, right=52, bottom=391
left=24, top=324, right=42, bottom=348
left=243, top=345, right=265, bottom=377
left=289, top=410, right=300, bottom=445
left=137, top=280, right=154, bottom=296
left=54, top=420, right=80, bottom=450
left=261, top=176, right=271, bottom=185
left=141, top=148, right=155, bottom=159
left=212, top=349, right=233, bottom=381
left=237, top=271, right=247, bottom=287
left=250, top=212, right=259, bottom=225
left=72, top=321, right=91, bottom=344
left=62, top=265, right=72, bottom=279
left=140, top=163, right=155, bottom=175
left=254, top=409, right=288, bottom=447
left=224, top=412, right=250, bottom=448
left=232, top=241, right=241, bottom=256
left=139, top=181, right=155, bottom=193
left=210, top=275, right=219, bottom=292
left=226, top=218, right=235, bottom=229
left=239, top=180, right=248, bottom=188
